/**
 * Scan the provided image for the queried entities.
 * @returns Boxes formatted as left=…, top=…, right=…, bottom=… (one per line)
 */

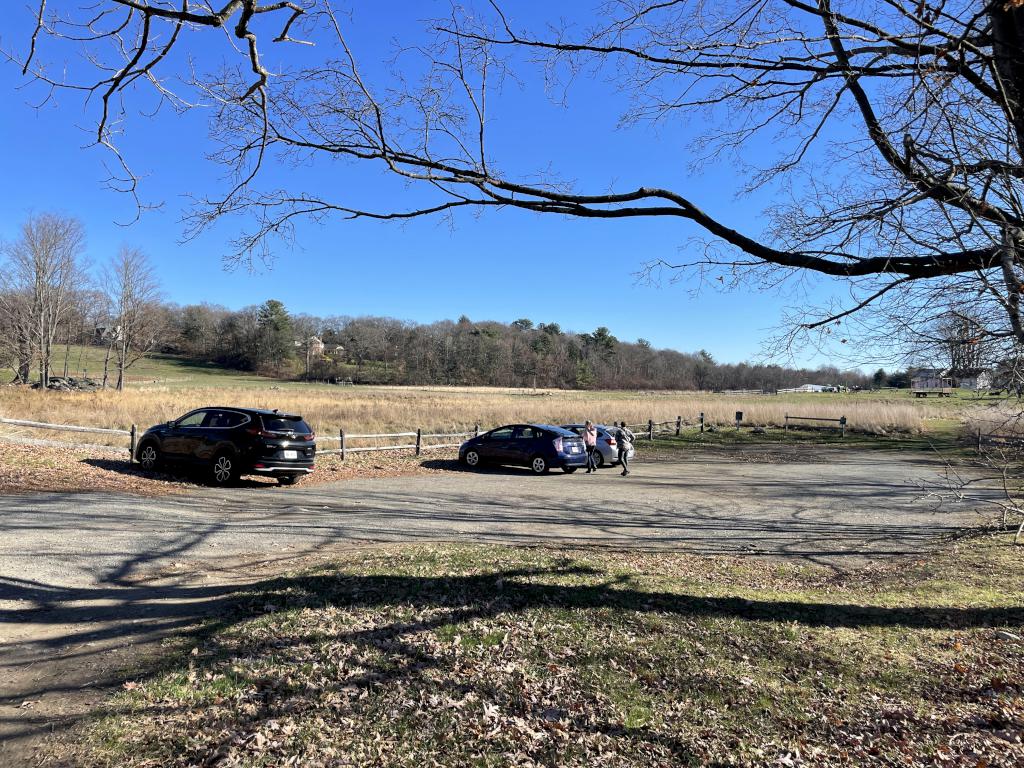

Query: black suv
left=135, top=407, right=316, bottom=486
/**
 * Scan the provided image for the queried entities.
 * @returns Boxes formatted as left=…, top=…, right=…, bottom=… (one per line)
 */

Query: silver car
left=561, top=424, right=635, bottom=468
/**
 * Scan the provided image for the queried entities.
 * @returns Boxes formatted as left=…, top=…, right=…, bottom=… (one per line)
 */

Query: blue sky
left=0, top=1, right=859, bottom=367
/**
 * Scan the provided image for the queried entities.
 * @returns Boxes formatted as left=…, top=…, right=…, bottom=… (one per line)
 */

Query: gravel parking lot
left=1, top=449, right=988, bottom=589
left=0, top=448, right=994, bottom=762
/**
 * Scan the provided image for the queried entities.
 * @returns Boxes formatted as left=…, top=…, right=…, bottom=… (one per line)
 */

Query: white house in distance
left=912, top=366, right=995, bottom=392
left=957, top=369, right=993, bottom=390
left=293, top=336, right=325, bottom=356
left=778, top=384, right=828, bottom=393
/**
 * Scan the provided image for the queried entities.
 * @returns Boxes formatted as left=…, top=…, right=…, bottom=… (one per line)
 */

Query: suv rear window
left=261, top=416, right=312, bottom=434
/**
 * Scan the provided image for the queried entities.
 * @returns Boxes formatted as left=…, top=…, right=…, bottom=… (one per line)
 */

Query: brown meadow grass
left=0, top=383, right=940, bottom=448
left=963, top=401, right=1024, bottom=436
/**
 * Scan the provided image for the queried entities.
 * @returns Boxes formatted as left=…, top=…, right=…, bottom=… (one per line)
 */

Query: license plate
left=570, top=446, right=579, bottom=453
left=282, top=450, right=298, bottom=459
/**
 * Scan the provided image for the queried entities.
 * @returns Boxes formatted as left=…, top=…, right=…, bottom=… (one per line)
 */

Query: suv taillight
left=552, top=437, right=563, bottom=452
left=303, top=433, right=315, bottom=441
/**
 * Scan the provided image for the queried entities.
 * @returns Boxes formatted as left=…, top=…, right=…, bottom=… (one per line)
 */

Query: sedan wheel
left=138, top=444, right=160, bottom=471
left=464, top=450, right=481, bottom=468
left=211, top=453, right=237, bottom=486
left=593, top=451, right=605, bottom=469
left=530, top=456, right=548, bottom=475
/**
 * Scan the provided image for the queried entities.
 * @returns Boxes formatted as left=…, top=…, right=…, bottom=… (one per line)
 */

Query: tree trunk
left=990, top=3, right=1024, bottom=157
left=999, top=230, right=1024, bottom=347
left=116, top=337, right=128, bottom=391
left=102, top=342, right=113, bottom=389
left=38, top=315, right=47, bottom=388
left=63, top=322, right=72, bottom=378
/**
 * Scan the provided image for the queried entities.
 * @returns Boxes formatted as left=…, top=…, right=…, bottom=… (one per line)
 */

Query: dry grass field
left=2, top=348, right=1000, bottom=446
left=0, top=378, right=982, bottom=449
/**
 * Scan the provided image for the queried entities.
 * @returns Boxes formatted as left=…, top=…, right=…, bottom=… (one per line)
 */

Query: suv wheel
left=138, top=443, right=160, bottom=471
left=277, top=475, right=299, bottom=486
left=530, top=455, right=549, bottom=475
left=210, top=452, right=239, bottom=486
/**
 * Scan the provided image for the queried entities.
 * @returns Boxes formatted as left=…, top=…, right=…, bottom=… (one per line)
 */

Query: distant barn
left=910, top=368, right=954, bottom=397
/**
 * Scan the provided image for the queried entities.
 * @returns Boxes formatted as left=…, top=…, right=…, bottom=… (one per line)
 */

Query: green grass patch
left=60, top=538, right=1024, bottom=767
left=641, top=425, right=974, bottom=457
left=1, top=345, right=269, bottom=388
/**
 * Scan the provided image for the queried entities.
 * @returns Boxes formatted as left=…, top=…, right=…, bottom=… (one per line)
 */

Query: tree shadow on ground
left=7, top=549, right=1021, bottom=765
left=81, top=458, right=279, bottom=489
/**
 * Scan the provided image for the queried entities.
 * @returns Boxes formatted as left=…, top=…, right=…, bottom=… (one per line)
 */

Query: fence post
left=675, top=415, right=681, bottom=436
left=340, top=428, right=346, bottom=461
left=784, top=413, right=789, bottom=431
left=474, top=423, right=480, bottom=438
left=415, top=428, right=422, bottom=456
left=648, top=419, right=654, bottom=441
left=977, top=427, right=983, bottom=453
left=699, top=412, right=704, bottom=433
left=130, top=424, right=137, bottom=459
left=839, top=416, right=847, bottom=439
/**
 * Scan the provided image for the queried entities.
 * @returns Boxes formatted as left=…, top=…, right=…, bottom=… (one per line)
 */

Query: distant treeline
left=161, top=300, right=875, bottom=391
left=0, top=213, right=881, bottom=392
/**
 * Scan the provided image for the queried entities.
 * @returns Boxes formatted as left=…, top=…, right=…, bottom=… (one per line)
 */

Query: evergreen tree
left=256, top=299, right=294, bottom=374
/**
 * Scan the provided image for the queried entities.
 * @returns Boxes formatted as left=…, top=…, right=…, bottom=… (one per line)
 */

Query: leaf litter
left=44, top=539, right=1024, bottom=767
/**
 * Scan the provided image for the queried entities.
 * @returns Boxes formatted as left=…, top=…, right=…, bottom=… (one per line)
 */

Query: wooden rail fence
left=973, top=431, right=1024, bottom=452
left=0, top=417, right=138, bottom=455
left=317, top=426, right=481, bottom=460
left=0, top=411, right=856, bottom=461
left=784, top=413, right=847, bottom=437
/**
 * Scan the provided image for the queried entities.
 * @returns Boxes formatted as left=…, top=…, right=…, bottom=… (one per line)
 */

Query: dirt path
left=0, top=449, right=994, bottom=764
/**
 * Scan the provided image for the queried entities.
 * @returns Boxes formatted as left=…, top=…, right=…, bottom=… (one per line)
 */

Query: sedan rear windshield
left=543, top=425, right=580, bottom=438
left=261, top=416, right=312, bottom=434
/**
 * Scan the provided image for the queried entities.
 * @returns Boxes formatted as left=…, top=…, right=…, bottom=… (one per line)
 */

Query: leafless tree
left=172, top=303, right=230, bottom=359
left=0, top=213, right=87, bottom=387
left=103, top=246, right=164, bottom=390
left=9, top=1, right=1024, bottom=355
left=291, top=314, right=322, bottom=380
left=0, top=288, right=34, bottom=383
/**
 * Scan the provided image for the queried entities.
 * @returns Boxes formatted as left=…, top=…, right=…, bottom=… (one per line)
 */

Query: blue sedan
left=459, top=424, right=588, bottom=474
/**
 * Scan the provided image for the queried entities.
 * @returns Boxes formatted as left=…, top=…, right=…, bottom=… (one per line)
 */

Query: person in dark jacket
left=615, top=421, right=634, bottom=476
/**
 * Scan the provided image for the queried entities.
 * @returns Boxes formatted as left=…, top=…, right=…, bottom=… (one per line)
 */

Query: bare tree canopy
left=7, top=1, right=1024, bottom=352
left=0, top=213, right=87, bottom=387
left=103, top=246, right=164, bottom=390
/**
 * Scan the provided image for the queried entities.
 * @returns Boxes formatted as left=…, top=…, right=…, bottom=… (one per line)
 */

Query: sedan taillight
left=605, top=437, right=617, bottom=446
left=552, top=437, right=563, bottom=452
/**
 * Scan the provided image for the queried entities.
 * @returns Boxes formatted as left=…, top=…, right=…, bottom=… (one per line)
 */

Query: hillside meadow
left=0, top=381, right=995, bottom=453
left=2, top=348, right=1004, bottom=446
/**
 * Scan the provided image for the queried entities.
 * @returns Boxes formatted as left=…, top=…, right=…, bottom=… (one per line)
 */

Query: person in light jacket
left=583, top=420, right=599, bottom=473
left=615, top=421, right=635, bottom=476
